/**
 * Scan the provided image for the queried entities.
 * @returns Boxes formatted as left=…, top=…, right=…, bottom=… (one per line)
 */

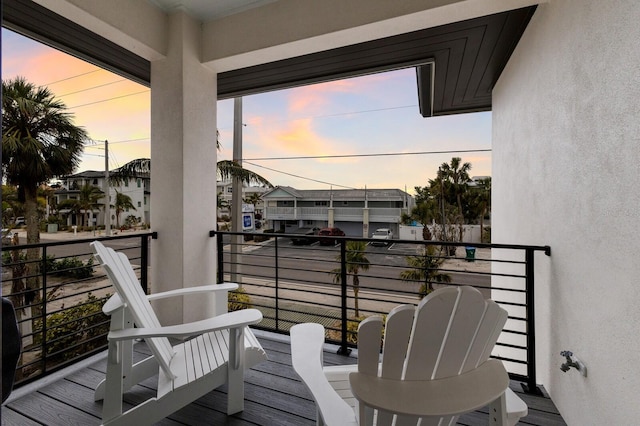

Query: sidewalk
left=12, top=227, right=151, bottom=242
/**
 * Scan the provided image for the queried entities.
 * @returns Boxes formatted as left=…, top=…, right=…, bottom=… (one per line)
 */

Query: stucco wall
left=492, top=0, right=640, bottom=423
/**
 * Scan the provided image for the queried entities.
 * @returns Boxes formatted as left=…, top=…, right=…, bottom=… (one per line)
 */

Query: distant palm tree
left=475, top=177, right=491, bottom=242
left=114, top=191, right=136, bottom=227
left=2, top=77, right=87, bottom=305
left=439, top=157, right=472, bottom=218
left=330, top=240, right=370, bottom=317
left=110, top=158, right=273, bottom=188
left=400, top=245, right=451, bottom=297
left=59, top=184, right=104, bottom=227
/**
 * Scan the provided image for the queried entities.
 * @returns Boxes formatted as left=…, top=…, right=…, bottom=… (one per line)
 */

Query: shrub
left=48, top=256, right=95, bottom=279
left=326, top=314, right=387, bottom=346
left=228, top=288, right=253, bottom=312
left=35, top=293, right=110, bottom=361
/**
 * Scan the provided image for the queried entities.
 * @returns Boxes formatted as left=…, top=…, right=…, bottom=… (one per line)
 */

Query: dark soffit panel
left=218, top=6, right=537, bottom=116
left=2, top=1, right=535, bottom=117
left=2, top=0, right=151, bottom=86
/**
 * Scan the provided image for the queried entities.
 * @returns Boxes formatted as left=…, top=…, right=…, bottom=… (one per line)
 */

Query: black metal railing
left=1, top=232, right=156, bottom=387
left=211, top=229, right=550, bottom=393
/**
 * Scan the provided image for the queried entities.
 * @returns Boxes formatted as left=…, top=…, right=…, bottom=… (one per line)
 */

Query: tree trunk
left=353, top=274, right=360, bottom=317
left=23, top=185, right=42, bottom=338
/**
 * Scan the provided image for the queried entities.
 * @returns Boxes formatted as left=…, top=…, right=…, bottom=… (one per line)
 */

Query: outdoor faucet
left=560, top=351, right=587, bottom=376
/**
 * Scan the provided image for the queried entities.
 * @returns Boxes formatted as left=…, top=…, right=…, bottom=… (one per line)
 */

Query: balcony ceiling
left=148, top=0, right=279, bottom=21
left=2, top=1, right=536, bottom=116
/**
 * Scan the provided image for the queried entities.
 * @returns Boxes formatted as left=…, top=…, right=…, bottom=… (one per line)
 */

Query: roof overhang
left=2, top=1, right=536, bottom=116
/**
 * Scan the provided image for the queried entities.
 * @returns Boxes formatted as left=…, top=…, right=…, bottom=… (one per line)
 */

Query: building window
left=227, top=187, right=233, bottom=193
left=137, top=201, right=142, bottom=207
left=137, top=179, right=141, bottom=188
left=144, top=197, right=147, bottom=205
left=124, top=179, right=129, bottom=187
left=92, top=178, right=98, bottom=185
left=315, top=201, right=328, bottom=206
left=342, top=201, right=349, bottom=206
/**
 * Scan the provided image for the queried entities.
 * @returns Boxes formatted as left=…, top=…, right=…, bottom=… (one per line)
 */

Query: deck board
left=1, top=332, right=565, bottom=425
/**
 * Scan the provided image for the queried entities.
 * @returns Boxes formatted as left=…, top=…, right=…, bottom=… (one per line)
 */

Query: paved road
left=10, top=232, right=489, bottom=295
left=221, top=238, right=490, bottom=295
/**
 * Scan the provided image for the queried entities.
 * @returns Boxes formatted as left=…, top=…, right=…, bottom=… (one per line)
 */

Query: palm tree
left=439, top=157, right=472, bottom=218
left=110, top=158, right=273, bottom=188
left=400, top=244, right=451, bottom=297
left=409, top=196, right=439, bottom=240
left=329, top=240, right=370, bottom=317
left=114, top=191, right=136, bottom=227
left=475, top=177, right=491, bottom=242
left=2, top=77, right=88, bottom=304
left=59, top=184, right=104, bottom=227
left=244, top=192, right=262, bottom=208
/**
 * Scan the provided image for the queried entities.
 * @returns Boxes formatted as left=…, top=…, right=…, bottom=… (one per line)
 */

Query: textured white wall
left=150, top=13, right=219, bottom=325
left=492, top=0, right=640, bottom=423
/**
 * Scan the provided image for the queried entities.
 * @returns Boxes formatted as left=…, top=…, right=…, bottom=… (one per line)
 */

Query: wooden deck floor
left=1, top=331, right=566, bottom=425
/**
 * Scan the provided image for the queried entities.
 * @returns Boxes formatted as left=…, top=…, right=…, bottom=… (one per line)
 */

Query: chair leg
left=489, top=392, right=508, bottom=426
left=227, top=327, right=246, bottom=415
left=102, top=341, right=125, bottom=423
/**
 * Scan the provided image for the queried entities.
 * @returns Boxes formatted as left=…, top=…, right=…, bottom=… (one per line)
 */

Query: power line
left=86, top=137, right=149, bottom=145
left=218, top=104, right=419, bottom=132
left=69, top=90, right=149, bottom=109
left=244, top=149, right=491, bottom=161
left=44, top=70, right=102, bottom=85
left=243, top=160, right=356, bottom=189
left=57, top=79, right=127, bottom=97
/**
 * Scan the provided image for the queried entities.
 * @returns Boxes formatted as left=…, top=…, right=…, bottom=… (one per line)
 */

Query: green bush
left=228, top=288, right=253, bottom=312
left=35, top=293, right=110, bottom=361
left=327, top=314, right=387, bottom=346
left=47, top=256, right=95, bottom=279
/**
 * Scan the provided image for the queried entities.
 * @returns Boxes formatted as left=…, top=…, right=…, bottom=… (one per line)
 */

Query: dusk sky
left=2, top=28, right=492, bottom=193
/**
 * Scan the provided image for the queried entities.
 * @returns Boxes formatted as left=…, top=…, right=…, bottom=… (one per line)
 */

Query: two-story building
left=54, top=170, right=150, bottom=228
left=262, top=186, right=414, bottom=237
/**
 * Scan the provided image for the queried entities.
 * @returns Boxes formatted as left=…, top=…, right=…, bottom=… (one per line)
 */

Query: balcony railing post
left=275, top=236, right=280, bottom=331
left=215, top=231, right=224, bottom=283
left=41, top=245, right=48, bottom=374
left=522, top=247, right=542, bottom=395
left=141, top=235, right=149, bottom=294
left=337, top=239, right=350, bottom=355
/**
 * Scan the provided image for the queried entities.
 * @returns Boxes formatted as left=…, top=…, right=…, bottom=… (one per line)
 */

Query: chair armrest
left=107, top=308, right=262, bottom=341
left=349, top=359, right=509, bottom=417
left=103, top=293, right=124, bottom=315
left=290, top=323, right=358, bottom=426
left=103, top=283, right=239, bottom=315
left=146, top=283, right=239, bottom=301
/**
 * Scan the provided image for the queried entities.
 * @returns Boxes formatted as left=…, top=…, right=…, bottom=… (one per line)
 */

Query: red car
left=317, top=227, right=345, bottom=245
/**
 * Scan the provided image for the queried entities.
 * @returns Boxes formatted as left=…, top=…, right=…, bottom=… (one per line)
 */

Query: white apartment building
left=262, top=186, right=414, bottom=237
left=54, top=170, right=150, bottom=228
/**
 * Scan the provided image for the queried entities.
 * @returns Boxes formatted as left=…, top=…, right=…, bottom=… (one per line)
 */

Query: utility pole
left=103, top=140, right=111, bottom=236
left=230, top=98, right=243, bottom=284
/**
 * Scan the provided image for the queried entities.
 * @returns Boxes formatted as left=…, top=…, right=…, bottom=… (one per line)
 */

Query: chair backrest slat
left=430, top=286, right=486, bottom=379
left=380, top=304, right=414, bottom=380
left=92, top=241, right=175, bottom=377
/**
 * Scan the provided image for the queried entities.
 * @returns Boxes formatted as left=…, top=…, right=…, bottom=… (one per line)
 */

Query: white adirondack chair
left=291, top=286, right=528, bottom=426
left=91, top=240, right=267, bottom=425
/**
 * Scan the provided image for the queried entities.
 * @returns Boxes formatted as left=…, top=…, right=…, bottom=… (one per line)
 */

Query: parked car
left=317, top=227, right=345, bottom=245
left=13, top=217, right=25, bottom=226
left=371, top=228, right=393, bottom=246
left=290, top=227, right=320, bottom=245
